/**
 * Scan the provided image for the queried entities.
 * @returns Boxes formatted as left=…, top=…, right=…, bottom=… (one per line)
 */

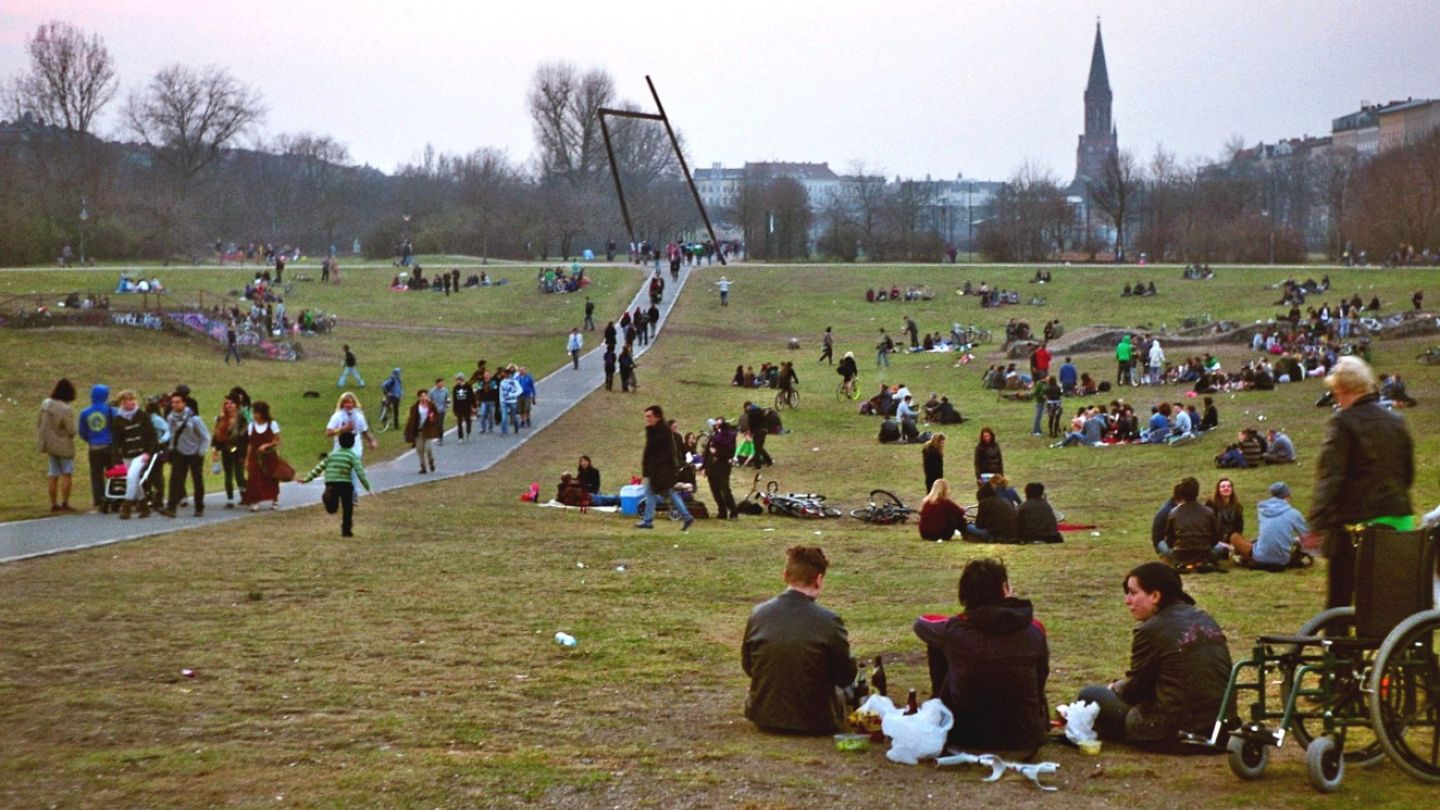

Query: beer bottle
left=872, top=655, right=888, bottom=697
left=905, top=688, right=918, bottom=715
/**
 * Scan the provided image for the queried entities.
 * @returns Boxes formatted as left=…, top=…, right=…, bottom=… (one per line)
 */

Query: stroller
left=104, top=453, right=161, bottom=517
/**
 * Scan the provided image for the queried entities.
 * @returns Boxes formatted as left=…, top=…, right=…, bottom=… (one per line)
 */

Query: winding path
left=0, top=266, right=693, bottom=563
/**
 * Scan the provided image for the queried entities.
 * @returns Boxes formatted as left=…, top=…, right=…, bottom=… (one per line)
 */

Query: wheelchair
left=1208, top=525, right=1440, bottom=792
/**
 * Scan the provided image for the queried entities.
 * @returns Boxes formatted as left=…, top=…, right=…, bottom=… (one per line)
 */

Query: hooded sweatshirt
left=1252, top=496, right=1308, bottom=566
left=914, top=597, right=1049, bottom=750
left=166, top=406, right=212, bottom=456
left=78, top=384, right=114, bottom=448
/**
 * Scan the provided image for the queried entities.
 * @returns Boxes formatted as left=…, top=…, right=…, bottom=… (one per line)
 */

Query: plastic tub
left=619, top=484, right=646, bottom=516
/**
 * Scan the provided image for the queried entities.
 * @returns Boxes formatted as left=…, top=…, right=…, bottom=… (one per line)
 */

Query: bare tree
left=527, top=62, right=614, bottom=188
left=1088, top=149, right=1140, bottom=260
left=845, top=160, right=888, bottom=257
left=457, top=147, right=523, bottom=262
left=125, top=64, right=265, bottom=189
left=277, top=132, right=356, bottom=249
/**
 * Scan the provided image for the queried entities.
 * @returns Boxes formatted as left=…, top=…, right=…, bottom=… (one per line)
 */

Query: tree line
left=0, top=21, right=700, bottom=267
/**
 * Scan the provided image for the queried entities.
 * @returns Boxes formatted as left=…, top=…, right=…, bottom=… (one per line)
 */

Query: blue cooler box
left=619, top=484, right=645, bottom=515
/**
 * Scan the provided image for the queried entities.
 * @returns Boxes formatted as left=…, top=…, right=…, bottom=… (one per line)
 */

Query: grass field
left=0, top=259, right=644, bottom=522
left=2, top=263, right=1438, bottom=807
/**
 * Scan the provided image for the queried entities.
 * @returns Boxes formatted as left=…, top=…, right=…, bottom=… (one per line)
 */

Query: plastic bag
left=879, top=698, right=954, bottom=765
left=1056, top=699, right=1099, bottom=744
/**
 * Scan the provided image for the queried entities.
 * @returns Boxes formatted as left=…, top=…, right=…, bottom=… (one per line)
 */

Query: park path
left=0, top=265, right=701, bottom=563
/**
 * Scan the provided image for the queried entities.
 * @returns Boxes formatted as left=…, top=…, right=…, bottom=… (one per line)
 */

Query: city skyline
left=2, top=0, right=1436, bottom=180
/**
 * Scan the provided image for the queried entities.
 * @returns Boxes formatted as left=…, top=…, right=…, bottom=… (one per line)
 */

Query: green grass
left=0, top=262, right=642, bottom=522
left=1, top=263, right=1438, bottom=807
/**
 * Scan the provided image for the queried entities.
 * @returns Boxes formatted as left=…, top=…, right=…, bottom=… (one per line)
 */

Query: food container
left=833, top=733, right=871, bottom=753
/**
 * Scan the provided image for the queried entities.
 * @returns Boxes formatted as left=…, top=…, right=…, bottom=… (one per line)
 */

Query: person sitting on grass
left=1076, top=563, right=1231, bottom=749
left=967, top=482, right=1017, bottom=542
left=913, top=558, right=1050, bottom=753
left=918, top=478, right=967, bottom=541
left=1232, top=482, right=1310, bottom=570
left=742, top=545, right=858, bottom=735
left=1262, top=428, right=1295, bottom=464
left=1016, top=482, right=1063, bottom=544
left=1159, top=477, right=1229, bottom=565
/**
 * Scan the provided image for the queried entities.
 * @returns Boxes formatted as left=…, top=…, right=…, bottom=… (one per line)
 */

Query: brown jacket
left=404, top=402, right=441, bottom=443
left=37, top=398, right=77, bottom=458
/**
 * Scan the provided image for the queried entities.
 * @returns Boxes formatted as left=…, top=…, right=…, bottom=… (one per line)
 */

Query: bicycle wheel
left=868, top=489, right=905, bottom=511
left=850, top=507, right=876, bottom=520
left=375, top=402, right=392, bottom=433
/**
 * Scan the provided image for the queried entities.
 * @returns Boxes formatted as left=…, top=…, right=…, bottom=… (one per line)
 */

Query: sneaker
left=341, top=530, right=354, bottom=538
left=681, top=517, right=694, bottom=532
left=224, top=502, right=235, bottom=509
left=633, top=522, right=653, bottom=529
left=193, top=510, right=204, bottom=518
left=158, top=508, right=176, bottom=518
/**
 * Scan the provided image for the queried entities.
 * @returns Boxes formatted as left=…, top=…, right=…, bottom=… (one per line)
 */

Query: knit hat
left=1269, top=481, right=1291, bottom=499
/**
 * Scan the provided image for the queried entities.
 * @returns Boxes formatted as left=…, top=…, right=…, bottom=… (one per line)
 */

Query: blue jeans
left=338, top=366, right=365, bottom=387
left=478, top=402, right=494, bottom=432
left=500, top=401, right=517, bottom=434
left=1032, top=399, right=1044, bottom=434
left=640, top=480, right=692, bottom=525
left=877, top=350, right=889, bottom=367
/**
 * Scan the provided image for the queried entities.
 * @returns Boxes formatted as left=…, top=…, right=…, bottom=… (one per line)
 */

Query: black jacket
left=922, top=445, right=944, bottom=491
left=642, top=423, right=680, bottom=490
left=1116, top=603, right=1232, bottom=740
left=743, top=589, right=856, bottom=734
left=975, top=495, right=1018, bottom=541
left=1309, top=393, right=1414, bottom=554
left=913, top=598, right=1049, bottom=751
left=113, top=409, right=157, bottom=460
left=1016, top=497, right=1062, bottom=543
left=974, top=442, right=1004, bottom=479
left=578, top=466, right=600, bottom=494
left=1165, top=501, right=1219, bottom=556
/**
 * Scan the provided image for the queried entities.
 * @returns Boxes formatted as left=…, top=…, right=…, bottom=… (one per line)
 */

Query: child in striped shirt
left=300, top=431, right=372, bottom=537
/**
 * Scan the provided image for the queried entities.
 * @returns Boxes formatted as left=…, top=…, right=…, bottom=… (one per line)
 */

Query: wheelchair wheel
left=1283, top=607, right=1385, bottom=766
left=1369, top=609, right=1440, bottom=783
left=1227, top=734, right=1270, bottom=780
left=1306, top=736, right=1344, bottom=793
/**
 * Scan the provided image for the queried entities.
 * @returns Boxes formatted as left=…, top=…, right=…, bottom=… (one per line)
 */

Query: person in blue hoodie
left=77, top=383, right=115, bottom=512
left=1233, top=482, right=1310, bottom=570
left=380, top=368, right=403, bottom=431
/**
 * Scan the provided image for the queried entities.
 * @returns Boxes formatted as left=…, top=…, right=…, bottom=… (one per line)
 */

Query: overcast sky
left=3, top=0, right=1436, bottom=181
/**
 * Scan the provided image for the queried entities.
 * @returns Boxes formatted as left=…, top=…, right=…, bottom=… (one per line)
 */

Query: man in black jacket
left=743, top=545, right=857, bottom=734
left=1309, top=357, right=1415, bottom=608
left=636, top=405, right=693, bottom=531
left=1016, top=483, right=1063, bottom=544
left=914, top=559, right=1049, bottom=751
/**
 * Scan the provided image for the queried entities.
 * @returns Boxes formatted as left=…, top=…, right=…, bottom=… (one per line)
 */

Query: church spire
left=1086, top=21, right=1110, bottom=97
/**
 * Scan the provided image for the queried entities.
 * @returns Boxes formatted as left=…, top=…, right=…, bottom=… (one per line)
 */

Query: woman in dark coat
left=973, top=426, right=1004, bottom=481
left=921, top=433, right=946, bottom=494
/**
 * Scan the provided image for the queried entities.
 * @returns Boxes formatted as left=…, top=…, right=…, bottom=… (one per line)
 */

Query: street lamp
left=1262, top=209, right=1275, bottom=265
left=78, top=202, right=89, bottom=265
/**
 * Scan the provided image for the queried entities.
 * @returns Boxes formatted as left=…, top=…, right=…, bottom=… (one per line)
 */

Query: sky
left=2, top=0, right=1437, bottom=181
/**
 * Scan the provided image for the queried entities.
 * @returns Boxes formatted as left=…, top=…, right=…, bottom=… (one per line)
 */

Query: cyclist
left=837, top=352, right=859, bottom=398
left=778, top=361, right=799, bottom=405
left=380, top=368, right=403, bottom=431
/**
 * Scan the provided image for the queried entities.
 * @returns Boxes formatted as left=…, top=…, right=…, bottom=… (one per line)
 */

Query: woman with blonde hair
left=919, top=478, right=968, bottom=541
left=921, top=432, right=946, bottom=493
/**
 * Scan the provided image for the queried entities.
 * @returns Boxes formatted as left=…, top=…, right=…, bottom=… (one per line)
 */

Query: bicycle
left=746, top=475, right=841, bottom=518
left=849, top=489, right=916, bottom=525
left=775, top=387, right=799, bottom=410
left=836, top=378, right=860, bottom=402
left=375, top=397, right=397, bottom=433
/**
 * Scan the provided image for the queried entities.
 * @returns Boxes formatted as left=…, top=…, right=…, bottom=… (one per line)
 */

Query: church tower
left=1074, top=21, right=1117, bottom=192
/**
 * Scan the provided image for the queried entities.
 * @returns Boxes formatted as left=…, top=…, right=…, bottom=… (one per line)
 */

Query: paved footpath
left=0, top=266, right=696, bottom=563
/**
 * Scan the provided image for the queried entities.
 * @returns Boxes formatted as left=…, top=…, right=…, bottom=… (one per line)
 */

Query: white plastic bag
left=1056, top=699, right=1099, bottom=744
left=881, top=699, right=954, bottom=765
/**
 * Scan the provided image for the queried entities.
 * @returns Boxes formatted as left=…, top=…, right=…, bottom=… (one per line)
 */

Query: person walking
left=705, top=417, right=739, bottom=519
left=244, top=401, right=283, bottom=511
left=715, top=276, right=732, bottom=306
left=338, top=344, right=365, bottom=388
left=404, top=390, right=440, bottom=474
left=112, top=390, right=158, bottom=520
left=876, top=328, right=892, bottom=368
left=516, top=367, right=537, bottom=428
left=498, top=369, right=522, bottom=434
left=584, top=296, right=596, bottom=330
left=428, top=378, right=449, bottom=445
left=635, top=404, right=694, bottom=531
left=567, top=327, right=584, bottom=370
left=1115, top=334, right=1133, bottom=386
left=78, top=383, right=115, bottom=513
left=603, top=347, right=617, bottom=391
left=477, top=370, right=498, bottom=433
left=380, top=368, right=403, bottom=431
left=451, top=373, right=475, bottom=443
left=159, top=392, right=211, bottom=518
left=818, top=327, right=834, bottom=365
left=37, top=378, right=78, bottom=512
left=1309, top=357, right=1415, bottom=609
left=211, top=396, right=249, bottom=508
left=224, top=321, right=242, bottom=365
left=619, top=347, right=637, bottom=392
